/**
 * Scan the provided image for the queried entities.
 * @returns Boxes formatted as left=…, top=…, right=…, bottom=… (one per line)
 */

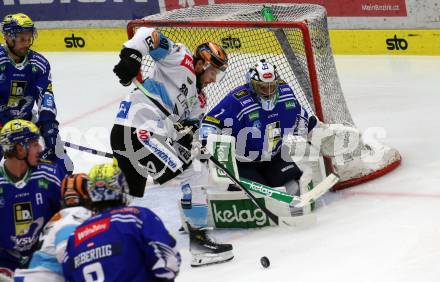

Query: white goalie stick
left=204, top=147, right=339, bottom=226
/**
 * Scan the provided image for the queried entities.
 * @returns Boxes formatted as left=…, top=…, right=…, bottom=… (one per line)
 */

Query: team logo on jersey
left=240, top=98, right=253, bottom=106
left=180, top=54, right=195, bottom=74
left=252, top=120, right=262, bottom=129
left=248, top=111, right=259, bottom=121
left=38, top=179, right=48, bottom=189
left=145, top=35, right=155, bottom=50
left=285, top=100, right=296, bottom=110
left=204, top=115, right=220, bottom=124
left=75, top=217, right=110, bottom=246
left=116, top=101, right=131, bottom=119
left=14, top=202, right=33, bottom=235
left=233, top=90, right=248, bottom=99
left=136, top=130, right=183, bottom=172
left=0, top=73, right=5, bottom=82
left=8, top=81, right=27, bottom=107
left=46, top=83, right=53, bottom=93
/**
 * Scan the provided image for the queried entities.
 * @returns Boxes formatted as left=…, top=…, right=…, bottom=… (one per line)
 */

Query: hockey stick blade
left=294, top=173, right=339, bottom=208
left=279, top=213, right=317, bottom=227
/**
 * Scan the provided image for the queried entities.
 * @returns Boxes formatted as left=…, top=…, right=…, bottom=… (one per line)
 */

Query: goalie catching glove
left=113, top=48, right=143, bottom=86
left=308, top=116, right=362, bottom=157
left=286, top=116, right=362, bottom=158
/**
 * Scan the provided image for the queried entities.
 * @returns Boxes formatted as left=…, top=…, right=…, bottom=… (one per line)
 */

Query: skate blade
left=191, top=251, right=234, bottom=267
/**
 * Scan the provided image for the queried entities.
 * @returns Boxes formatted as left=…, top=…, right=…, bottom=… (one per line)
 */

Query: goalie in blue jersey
left=0, top=119, right=63, bottom=278
left=200, top=59, right=359, bottom=214
left=62, top=163, right=181, bottom=282
left=0, top=13, right=73, bottom=175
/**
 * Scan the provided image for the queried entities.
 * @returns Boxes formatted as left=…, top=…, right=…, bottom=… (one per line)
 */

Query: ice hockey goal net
left=127, top=4, right=401, bottom=190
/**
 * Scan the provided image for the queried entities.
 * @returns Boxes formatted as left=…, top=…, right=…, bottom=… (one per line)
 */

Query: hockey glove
left=113, top=48, right=143, bottom=86
left=38, top=120, right=59, bottom=161
left=174, top=119, right=200, bottom=150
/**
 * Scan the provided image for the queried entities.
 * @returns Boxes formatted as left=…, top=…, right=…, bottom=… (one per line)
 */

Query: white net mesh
left=128, top=3, right=401, bottom=189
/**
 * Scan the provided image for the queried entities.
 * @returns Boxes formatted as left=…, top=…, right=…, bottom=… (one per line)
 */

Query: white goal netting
left=128, top=4, right=401, bottom=189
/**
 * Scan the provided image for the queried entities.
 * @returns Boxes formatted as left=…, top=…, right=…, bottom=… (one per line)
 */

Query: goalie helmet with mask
left=193, top=42, right=228, bottom=90
left=87, top=163, right=129, bottom=211
left=247, top=59, right=280, bottom=111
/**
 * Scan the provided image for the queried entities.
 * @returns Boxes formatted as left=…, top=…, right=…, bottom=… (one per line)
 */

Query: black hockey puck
left=260, top=256, right=270, bottom=268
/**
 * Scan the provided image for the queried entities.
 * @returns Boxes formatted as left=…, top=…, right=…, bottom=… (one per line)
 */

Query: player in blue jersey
left=0, top=119, right=62, bottom=278
left=0, top=13, right=72, bottom=176
left=200, top=59, right=320, bottom=214
left=62, top=163, right=181, bottom=282
left=14, top=173, right=92, bottom=282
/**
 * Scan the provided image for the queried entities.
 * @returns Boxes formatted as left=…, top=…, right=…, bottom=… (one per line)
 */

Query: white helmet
left=247, top=59, right=280, bottom=111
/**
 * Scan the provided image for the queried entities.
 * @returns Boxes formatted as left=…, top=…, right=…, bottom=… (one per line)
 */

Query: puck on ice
left=260, top=256, right=270, bottom=268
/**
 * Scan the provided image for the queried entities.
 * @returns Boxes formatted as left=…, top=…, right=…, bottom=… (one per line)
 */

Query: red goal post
left=126, top=4, right=401, bottom=190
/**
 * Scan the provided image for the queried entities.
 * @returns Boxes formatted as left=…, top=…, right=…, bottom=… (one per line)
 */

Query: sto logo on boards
left=64, top=34, right=86, bottom=48
left=221, top=35, right=241, bottom=49
left=386, top=35, right=408, bottom=51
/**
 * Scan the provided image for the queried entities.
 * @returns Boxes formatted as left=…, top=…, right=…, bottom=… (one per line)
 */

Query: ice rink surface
left=47, top=52, right=440, bottom=282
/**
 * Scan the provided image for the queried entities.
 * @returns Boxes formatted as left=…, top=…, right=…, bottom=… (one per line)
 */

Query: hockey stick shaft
left=63, top=141, right=114, bottom=159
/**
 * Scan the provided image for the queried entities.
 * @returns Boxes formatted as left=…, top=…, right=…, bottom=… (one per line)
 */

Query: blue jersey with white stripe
left=201, top=83, right=310, bottom=161
left=63, top=206, right=181, bottom=282
left=0, top=45, right=57, bottom=126
left=0, top=162, right=62, bottom=262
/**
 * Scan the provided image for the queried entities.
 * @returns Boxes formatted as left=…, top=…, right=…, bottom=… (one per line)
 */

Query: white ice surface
left=47, top=52, right=440, bottom=282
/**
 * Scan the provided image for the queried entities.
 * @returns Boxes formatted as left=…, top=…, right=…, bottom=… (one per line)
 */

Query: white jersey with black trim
left=114, top=27, right=206, bottom=137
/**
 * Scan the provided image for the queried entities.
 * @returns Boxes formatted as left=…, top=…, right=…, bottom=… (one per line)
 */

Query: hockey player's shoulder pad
left=278, top=82, right=295, bottom=95
left=232, top=85, right=251, bottom=101
left=278, top=79, right=288, bottom=85
left=34, top=161, right=64, bottom=183
left=125, top=27, right=173, bottom=61
left=148, top=31, right=172, bottom=61
left=230, top=85, right=258, bottom=108
left=28, top=50, right=51, bottom=75
left=110, top=206, right=142, bottom=217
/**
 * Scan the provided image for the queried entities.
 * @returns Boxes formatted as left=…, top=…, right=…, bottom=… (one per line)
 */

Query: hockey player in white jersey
left=111, top=27, right=233, bottom=266
left=13, top=173, right=92, bottom=282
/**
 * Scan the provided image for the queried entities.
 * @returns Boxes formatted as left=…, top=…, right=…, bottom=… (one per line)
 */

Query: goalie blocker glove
left=113, top=48, right=142, bottom=86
